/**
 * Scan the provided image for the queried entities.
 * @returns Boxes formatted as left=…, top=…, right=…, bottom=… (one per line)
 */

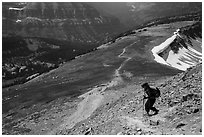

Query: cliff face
left=2, top=2, right=124, bottom=43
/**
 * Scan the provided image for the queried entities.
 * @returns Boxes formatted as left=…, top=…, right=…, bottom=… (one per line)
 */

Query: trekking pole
left=142, top=90, right=145, bottom=117
left=142, top=97, right=144, bottom=117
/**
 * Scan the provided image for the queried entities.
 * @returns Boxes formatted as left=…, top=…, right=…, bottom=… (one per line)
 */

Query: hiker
left=141, top=83, right=160, bottom=116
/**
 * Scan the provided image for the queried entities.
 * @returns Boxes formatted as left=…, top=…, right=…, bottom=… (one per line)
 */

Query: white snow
left=131, top=5, right=136, bottom=9
left=9, top=7, right=25, bottom=11
left=166, top=47, right=195, bottom=71
left=26, top=73, right=39, bottom=80
left=97, top=42, right=111, bottom=49
left=103, top=63, right=111, bottom=67
left=151, top=34, right=177, bottom=66
left=151, top=29, right=202, bottom=71
left=16, top=19, right=22, bottom=23
left=94, top=17, right=103, bottom=23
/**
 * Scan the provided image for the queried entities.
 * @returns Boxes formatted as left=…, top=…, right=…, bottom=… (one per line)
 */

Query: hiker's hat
left=141, top=83, right=149, bottom=88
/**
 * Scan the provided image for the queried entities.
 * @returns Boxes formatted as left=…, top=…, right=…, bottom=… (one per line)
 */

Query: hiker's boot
left=154, top=109, right=159, bottom=115
left=146, top=112, right=151, bottom=116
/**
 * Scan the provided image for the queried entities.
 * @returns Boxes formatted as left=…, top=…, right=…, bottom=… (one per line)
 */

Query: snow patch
left=151, top=29, right=202, bottom=71
left=97, top=42, right=111, bottom=49
left=151, top=35, right=177, bottom=66
left=26, top=73, right=39, bottom=80
left=16, top=19, right=22, bottom=23
left=9, top=7, right=25, bottom=11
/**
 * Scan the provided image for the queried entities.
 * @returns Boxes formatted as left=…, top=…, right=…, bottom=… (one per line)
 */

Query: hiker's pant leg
left=151, top=107, right=158, bottom=112
left=149, top=99, right=157, bottom=111
left=145, top=99, right=151, bottom=113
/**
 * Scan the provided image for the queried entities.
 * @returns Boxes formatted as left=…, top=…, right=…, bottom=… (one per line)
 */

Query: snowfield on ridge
left=151, top=23, right=202, bottom=71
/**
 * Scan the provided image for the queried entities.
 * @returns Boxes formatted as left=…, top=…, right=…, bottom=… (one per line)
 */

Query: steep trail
left=114, top=41, right=138, bottom=78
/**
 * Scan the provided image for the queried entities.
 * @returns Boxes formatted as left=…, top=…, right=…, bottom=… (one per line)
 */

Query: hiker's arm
left=143, top=90, right=150, bottom=99
left=143, top=96, right=148, bottom=99
left=143, top=94, right=148, bottom=99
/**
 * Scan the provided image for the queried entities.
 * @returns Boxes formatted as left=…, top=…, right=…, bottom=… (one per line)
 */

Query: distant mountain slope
left=2, top=36, right=98, bottom=88
left=90, top=2, right=202, bottom=29
left=2, top=2, right=124, bottom=43
left=2, top=2, right=125, bottom=87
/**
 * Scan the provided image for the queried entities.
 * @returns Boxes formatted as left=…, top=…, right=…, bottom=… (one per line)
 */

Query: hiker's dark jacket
left=144, top=87, right=158, bottom=99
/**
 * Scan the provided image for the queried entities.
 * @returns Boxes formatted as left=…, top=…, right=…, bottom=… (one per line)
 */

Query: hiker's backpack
left=155, top=87, right=161, bottom=98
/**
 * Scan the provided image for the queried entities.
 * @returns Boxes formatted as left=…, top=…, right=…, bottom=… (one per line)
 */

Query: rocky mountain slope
left=63, top=63, right=202, bottom=135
